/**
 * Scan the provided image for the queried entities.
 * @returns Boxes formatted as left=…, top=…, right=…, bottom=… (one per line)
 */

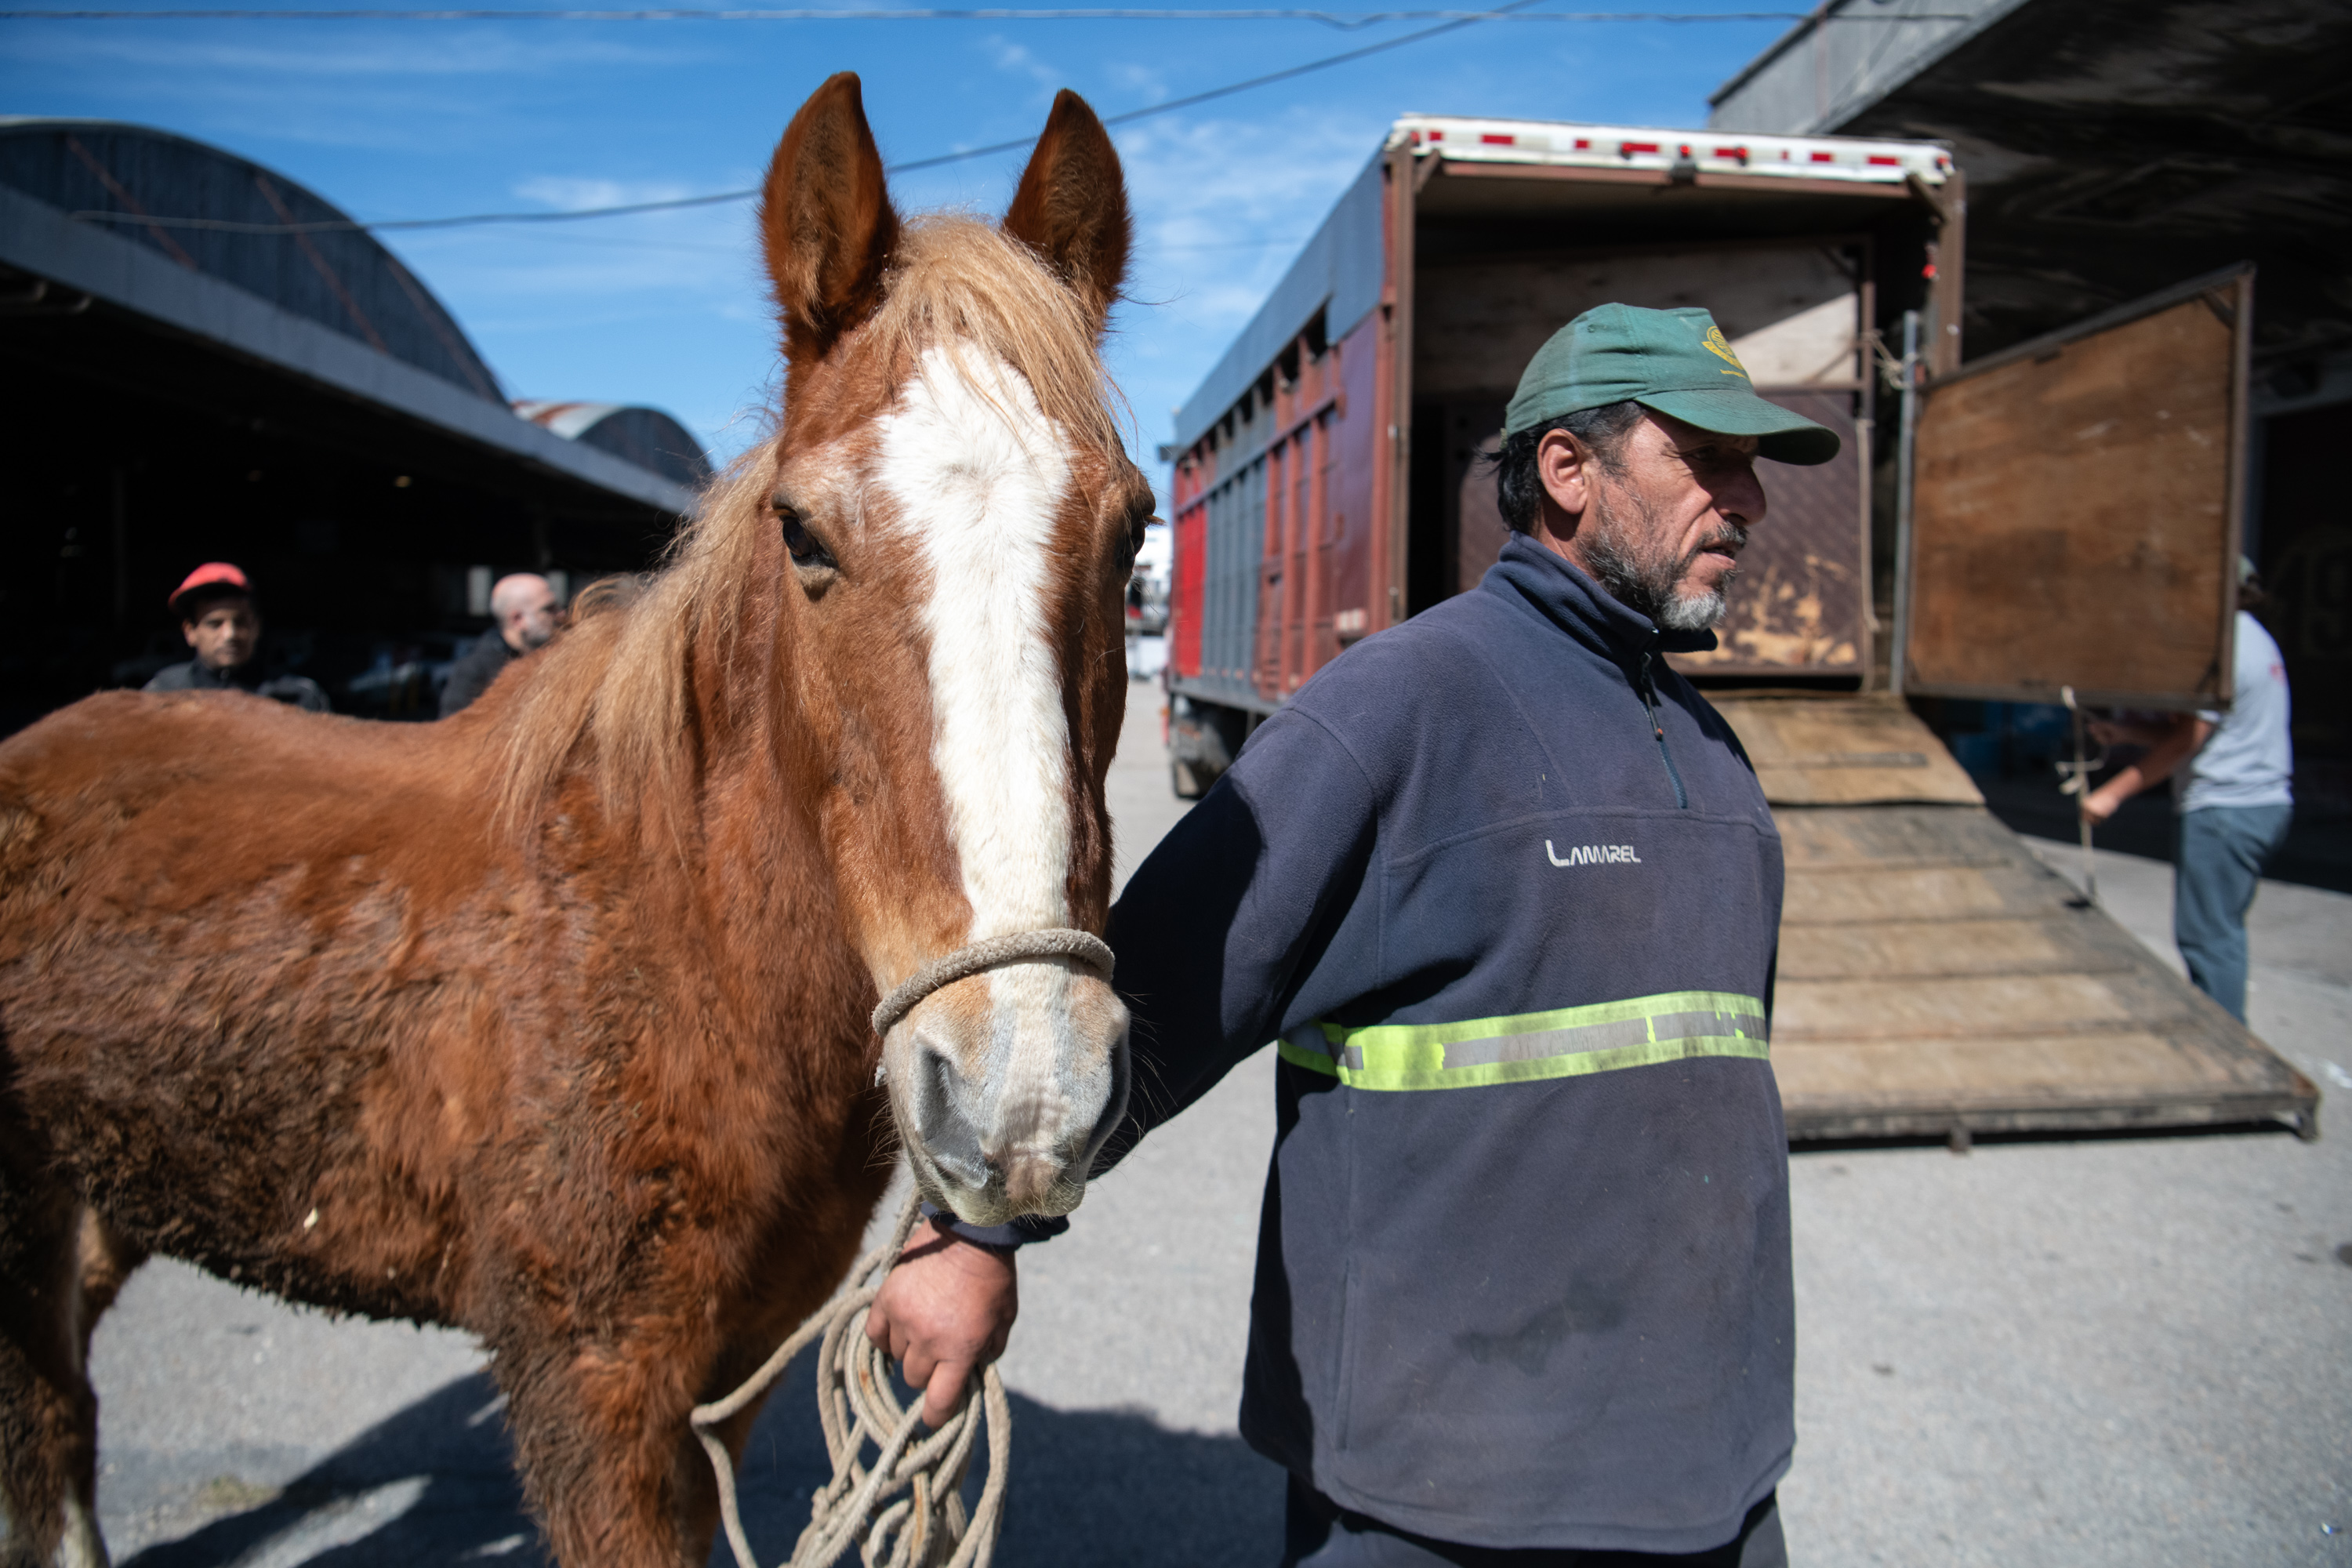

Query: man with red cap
left=144, top=563, right=329, bottom=713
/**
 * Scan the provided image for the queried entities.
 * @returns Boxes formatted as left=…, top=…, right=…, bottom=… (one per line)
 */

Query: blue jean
left=2174, top=804, right=2293, bottom=1022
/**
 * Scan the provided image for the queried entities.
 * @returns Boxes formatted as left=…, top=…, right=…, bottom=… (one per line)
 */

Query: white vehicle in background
left=1127, top=519, right=1169, bottom=679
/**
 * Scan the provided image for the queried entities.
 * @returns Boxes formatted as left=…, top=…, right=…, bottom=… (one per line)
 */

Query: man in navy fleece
left=870, top=304, right=1838, bottom=1566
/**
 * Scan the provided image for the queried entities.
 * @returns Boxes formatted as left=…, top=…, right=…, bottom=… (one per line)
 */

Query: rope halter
left=869, top=927, right=1116, bottom=1042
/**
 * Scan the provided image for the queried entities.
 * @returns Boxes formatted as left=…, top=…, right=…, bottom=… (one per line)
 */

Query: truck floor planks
left=1767, top=802, right=2318, bottom=1142
left=1709, top=696, right=2319, bottom=1142
left=1709, top=694, right=1984, bottom=808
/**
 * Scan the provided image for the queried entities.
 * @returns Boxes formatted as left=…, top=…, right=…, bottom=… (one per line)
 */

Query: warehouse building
left=0, top=118, right=713, bottom=731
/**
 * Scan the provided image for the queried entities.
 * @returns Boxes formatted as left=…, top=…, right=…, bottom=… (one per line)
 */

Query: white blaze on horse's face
left=875, top=343, right=1131, bottom=1225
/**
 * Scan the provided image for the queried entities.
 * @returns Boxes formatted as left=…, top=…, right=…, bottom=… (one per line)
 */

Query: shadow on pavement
left=122, top=1372, right=537, bottom=1568
left=124, top=1349, right=1286, bottom=1567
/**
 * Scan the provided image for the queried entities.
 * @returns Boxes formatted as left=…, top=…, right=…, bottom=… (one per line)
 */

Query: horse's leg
left=0, top=1181, right=117, bottom=1568
left=495, top=1328, right=716, bottom=1568
left=492, top=1314, right=815, bottom=1567
left=70, top=1214, right=143, bottom=1338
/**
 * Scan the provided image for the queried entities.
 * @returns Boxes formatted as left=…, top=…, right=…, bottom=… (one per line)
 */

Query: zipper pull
left=1637, top=652, right=1664, bottom=740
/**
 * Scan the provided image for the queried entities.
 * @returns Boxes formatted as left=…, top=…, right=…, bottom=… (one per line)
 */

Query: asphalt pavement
left=67, top=672, right=2352, bottom=1566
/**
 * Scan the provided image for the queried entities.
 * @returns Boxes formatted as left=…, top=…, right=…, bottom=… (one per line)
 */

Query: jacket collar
left=1483, top=532, right=1719, bottom=661
left=184, top=658, right=264, bottom=692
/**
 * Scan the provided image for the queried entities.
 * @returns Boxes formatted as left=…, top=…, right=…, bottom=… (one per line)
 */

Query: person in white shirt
left=2085, top=561, right=2294, bottom=1021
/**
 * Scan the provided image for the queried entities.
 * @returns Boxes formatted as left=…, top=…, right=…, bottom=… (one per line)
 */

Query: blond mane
left=494, top=215, right=1122, bottom=843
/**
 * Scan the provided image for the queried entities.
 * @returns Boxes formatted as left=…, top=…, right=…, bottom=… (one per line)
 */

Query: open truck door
left=1900, top=265, right=2254, bottom=708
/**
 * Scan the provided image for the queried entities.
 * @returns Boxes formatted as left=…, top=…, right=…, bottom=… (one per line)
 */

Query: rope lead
left=695, top=925, right=1112, bottom=1563
left=693, top=1185, right=1011, bottom=1568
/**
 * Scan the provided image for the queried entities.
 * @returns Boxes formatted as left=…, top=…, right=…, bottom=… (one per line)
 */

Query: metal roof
left=0, top=121, right=702, bottom=516
left=0, top=118, right=506, bottom=402
left=515, top=400, right=715, bottom=490
left=1705, top=0, right=2029, bottom=136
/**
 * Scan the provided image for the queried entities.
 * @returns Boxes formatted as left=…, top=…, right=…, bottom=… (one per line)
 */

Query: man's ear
left=1534, top=429, right=1594, bottom=531
left=1003, top=89, right=1131, bottom=335
left=760, top=72, right=900, bottom=368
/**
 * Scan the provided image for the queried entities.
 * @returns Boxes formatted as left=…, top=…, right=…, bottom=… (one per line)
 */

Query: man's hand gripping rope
left=692, top=1186, right=1014, bottom=1568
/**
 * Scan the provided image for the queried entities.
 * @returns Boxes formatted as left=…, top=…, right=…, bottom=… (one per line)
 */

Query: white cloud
left=1109, top=62, right=1169, bottom=105
left=510, top=175, right=699, bottom=210
left=983, top=34, right=1062, bottom=90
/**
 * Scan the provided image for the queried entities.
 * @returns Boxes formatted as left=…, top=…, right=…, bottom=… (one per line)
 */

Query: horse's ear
left=1003, top=89, right=1131, bottom=334
left=760, top=72, right=901, bottom=365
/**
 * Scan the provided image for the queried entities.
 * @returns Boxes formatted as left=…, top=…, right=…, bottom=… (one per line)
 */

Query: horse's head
left=758, top=74, right=1142, bottom=1225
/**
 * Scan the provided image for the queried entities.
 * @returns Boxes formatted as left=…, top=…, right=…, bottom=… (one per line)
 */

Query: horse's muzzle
left=888, top=960, right=1130, bottom=1226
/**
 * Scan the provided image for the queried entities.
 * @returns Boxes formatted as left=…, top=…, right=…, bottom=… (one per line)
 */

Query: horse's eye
left=778, top=509, right=826, bottom=565
left=1120, top=511, right=1154, bottom=568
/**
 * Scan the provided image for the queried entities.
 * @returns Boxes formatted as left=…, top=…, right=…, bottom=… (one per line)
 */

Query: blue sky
left=2, top=3, right=1798, bottom=491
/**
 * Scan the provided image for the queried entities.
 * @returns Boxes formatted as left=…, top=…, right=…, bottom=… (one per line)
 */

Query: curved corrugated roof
left=514, top=400, right=714, bottom=489
left=0, top=118, right=504, bottom=402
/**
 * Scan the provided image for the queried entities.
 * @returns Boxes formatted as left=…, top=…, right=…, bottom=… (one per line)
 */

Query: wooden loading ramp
left=1711, top=695, right=2321, bottom=1143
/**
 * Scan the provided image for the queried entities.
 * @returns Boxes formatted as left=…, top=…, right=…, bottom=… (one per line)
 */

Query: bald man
left=440, top=572, right=560, bottom=717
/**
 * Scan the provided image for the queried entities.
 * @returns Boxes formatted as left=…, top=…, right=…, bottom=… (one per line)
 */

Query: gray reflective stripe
left=1442, top=1014, right=1654, bottom=1069
left=1648, top=1010, right=1766, bottom=1045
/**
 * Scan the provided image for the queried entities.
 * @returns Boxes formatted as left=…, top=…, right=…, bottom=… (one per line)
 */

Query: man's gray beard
left=1581, top=489, right=1742, bottom=633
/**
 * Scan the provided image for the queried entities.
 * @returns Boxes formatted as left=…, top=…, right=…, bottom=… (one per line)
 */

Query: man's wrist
left=916, top=1203, right=1069, bottom=1251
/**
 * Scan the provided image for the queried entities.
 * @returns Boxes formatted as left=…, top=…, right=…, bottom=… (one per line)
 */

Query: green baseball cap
left=1503, top=303, right=1841, bottom=466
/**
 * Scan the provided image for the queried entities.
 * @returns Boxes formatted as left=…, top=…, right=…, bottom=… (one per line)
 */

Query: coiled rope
left=693, top=925, right=1114, bottom=1568
left=694, top=1189, right=1008, bottom=1568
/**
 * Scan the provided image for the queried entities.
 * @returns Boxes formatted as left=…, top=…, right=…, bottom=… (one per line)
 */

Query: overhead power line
left=69, top=0, right=1577, bottom=232
left=54, top=0, right=1964, bottom=235
left=6, top=5, right=1974, bottom=21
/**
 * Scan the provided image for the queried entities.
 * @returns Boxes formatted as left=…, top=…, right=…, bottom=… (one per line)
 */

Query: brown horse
left=0, top=74, right=1145, bottom=1567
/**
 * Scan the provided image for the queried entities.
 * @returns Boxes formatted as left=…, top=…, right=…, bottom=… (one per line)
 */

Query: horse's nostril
left=997, top=1152, right=1057, bottom=1210
left=911, top=1041, right=988, bottom=1189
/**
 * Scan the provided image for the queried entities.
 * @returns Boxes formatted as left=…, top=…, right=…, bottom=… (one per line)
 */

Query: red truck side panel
left=1171, top=481, right=1207, bottom=680
left=1167, top=412, right=1223, bottom=683
left=1327, top=311, right=1385, bottom=653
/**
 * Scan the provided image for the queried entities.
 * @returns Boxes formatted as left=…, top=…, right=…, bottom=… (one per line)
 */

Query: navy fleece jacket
left=1095, top=535, right=1792, bottom=1553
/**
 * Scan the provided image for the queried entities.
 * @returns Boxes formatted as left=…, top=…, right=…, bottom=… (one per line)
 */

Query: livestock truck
left=1160, top=114, right=2318, bottom=1142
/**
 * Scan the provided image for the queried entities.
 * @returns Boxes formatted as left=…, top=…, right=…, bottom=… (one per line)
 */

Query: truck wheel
left=1171, top=759, right=1203, bottom=800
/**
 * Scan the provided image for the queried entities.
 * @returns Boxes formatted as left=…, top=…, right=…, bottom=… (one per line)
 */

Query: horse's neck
left=666, top=601, right=837, bottom=948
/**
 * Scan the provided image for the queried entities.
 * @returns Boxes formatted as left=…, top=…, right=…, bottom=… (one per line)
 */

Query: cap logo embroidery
left=1703, top=326, right=1751, bottom=380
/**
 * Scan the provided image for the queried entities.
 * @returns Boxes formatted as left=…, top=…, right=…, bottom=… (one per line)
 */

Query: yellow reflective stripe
left=1274, top=990, right=1767, bottom=1092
